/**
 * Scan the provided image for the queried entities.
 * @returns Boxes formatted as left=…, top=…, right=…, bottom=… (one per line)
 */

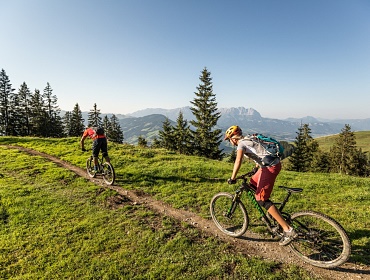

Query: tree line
left=0, top=69, right=124, bottom=143
left=286, top=123, right=369, bottom=176
left=1, top=67, right=369, bottom=176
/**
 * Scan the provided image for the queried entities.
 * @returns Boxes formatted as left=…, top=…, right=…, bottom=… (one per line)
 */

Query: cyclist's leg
left=92, top=139, right=100, bottom=170
left=254, top=163, right=291, bottom=231
left=101, top=138, right=110, bottom=163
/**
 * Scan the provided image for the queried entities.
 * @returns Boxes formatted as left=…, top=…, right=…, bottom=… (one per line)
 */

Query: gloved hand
left=81, top=147, right=87, bottom=152
left=227, top=178, right=237, bottom=185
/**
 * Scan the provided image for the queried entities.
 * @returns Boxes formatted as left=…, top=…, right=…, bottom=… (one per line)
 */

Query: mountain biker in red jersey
left=80, top=127, right=110, bottom=172
left=224, top=125, right=297, bottom=246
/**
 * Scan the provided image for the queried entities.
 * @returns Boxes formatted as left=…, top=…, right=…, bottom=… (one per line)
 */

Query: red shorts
left=250, top=162, right=281, bottom=201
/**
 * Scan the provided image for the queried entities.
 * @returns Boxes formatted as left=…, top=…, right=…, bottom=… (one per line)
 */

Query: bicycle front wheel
left=210, top=192, right=249, bottom=237
left=86, top=157, right=96, bottom=178
left=289, top=210, right=351, bottom=268
left=102, top=162, right=115, bottom=185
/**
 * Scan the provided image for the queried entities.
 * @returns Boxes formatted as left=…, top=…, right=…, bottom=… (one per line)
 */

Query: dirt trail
left=8, top=145, right=370, bottom=280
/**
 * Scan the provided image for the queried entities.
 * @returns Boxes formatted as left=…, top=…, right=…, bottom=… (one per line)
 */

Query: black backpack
left=95, top=127, right=105, bottom=135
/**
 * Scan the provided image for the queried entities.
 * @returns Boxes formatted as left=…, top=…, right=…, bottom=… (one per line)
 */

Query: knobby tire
left=86, top=157, right=96, bottom=178
left=102, top=162, right=115, bottom=185
left=210, top=192, right=249, bottom=237
left=289, top=210, right=351, bottom=268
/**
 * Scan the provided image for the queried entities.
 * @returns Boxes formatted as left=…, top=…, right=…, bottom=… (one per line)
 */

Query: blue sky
left=1, top=0, right=369, bottom=119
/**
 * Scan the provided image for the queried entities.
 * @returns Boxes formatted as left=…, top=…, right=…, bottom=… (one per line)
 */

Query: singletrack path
left=8, top=145, right=370, bottom=280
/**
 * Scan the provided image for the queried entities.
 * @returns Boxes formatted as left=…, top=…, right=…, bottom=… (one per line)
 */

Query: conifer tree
left=42, top=83, right=63, bottom=137
left=329, top=124, right=368, bottom=176
left=108, top=114, right=124, bottom=143
left=102, top=115, right=111, bottom=135
left=151, top=137, right=162, bottom=148
left=311, top=150, right=331, bottom=173
left=29, top=89, right=48, bottom=136
left=287, top=123, right=317, bottom=172
left=7, top=81, right=20, bottom=136
left=69, top=103, right=85, bottom=137
left=137, top=135, right=147, bottom=147
left=173, top=111, right=192, bottom=155
left=190, top=67, right=223, bottom=159
left=62, top=111, right=72, bottom=136
left=17, top=82, right=33, bottom=136
left=158, top=117, right=175, bottom=150
left=0, top=69, right=15, bottom=135
left=87, top=103, right=102, bottom=127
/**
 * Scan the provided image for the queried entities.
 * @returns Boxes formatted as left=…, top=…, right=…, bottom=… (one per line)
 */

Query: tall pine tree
left=108, top=114, right=124, bottom=143
left=29, top=89, right=48, bottom=136
left=17, top=82, right=33, bottom=136
left=329, top=124, right=368, bottom=175
left=88, top=103, right=102, bottom=127
left=158, top=117, right=176, bottom=150
left=173, top=111, right=192, bottom=155
left=42, top=83, right=63, bottom=137
left=69, top=103, right=85, bottom=137
left=0, top=69, right=15, bottom=136
left=287, top=123, right=318, bottom=172
left=190, top=67, right=223, bottom=160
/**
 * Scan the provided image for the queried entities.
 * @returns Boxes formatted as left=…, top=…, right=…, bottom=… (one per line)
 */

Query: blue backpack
left=252, top=134, right=284, bottom=157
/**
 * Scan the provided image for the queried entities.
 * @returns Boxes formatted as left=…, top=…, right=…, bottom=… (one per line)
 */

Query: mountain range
left=91, top=106, right=370, bottom=145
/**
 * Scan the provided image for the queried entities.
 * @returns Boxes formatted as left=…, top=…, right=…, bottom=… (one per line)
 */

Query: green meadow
left=0, top=136, right=369, bottom=279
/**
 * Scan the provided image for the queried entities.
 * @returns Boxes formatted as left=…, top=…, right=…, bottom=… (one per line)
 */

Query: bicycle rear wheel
left=102, top=162, right=115, bottom=185
left=210, top=192, right=249, bottom=237
left=289, top=210, right=351, bottom=268
left=86, top=157, right=96, bottom=178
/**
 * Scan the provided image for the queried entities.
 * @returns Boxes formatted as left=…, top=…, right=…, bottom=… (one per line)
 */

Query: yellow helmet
left=224, top=125, right=242, bottom=140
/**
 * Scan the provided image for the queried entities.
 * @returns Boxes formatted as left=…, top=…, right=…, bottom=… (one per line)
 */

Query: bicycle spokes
left=289, top=211, right=350, bottom=268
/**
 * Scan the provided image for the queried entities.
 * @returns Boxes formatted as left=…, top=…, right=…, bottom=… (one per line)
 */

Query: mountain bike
left=209, top=170, right=351, bottom=268
left=86, top=154, right=115, bottom=185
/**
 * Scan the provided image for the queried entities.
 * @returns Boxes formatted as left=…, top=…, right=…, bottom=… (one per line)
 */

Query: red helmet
left=224, top=125, right=242, bottom=140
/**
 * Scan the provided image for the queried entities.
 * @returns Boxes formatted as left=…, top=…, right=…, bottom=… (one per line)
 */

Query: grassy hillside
left=315, top=131, right=370, bottom=153
left=0, top=136, right=369, bottom=278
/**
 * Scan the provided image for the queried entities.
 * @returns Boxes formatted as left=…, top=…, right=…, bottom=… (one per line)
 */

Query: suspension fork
left=225, top=187, right=243, bottom=217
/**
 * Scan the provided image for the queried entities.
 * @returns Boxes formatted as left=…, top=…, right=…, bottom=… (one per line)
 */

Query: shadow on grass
left=346, top=229, right=370, bottom=266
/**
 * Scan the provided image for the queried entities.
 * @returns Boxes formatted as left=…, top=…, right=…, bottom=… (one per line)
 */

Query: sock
left=285, top=227, right=293, bottom=233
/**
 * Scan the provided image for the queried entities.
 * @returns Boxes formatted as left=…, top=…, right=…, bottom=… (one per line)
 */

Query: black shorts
left=92, top=138, right=108, bottom=158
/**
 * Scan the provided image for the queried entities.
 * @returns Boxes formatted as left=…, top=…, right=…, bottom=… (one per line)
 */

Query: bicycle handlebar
left=235, top=170, right=256, bottom=180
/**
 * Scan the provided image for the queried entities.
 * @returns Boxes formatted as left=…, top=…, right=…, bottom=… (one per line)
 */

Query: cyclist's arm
left=231, top=149, right=244, bottom=180
left=80, top=133, right=88, bottom=150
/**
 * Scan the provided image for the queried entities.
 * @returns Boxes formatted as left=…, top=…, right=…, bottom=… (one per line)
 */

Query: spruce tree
left=287, top=123, right=317, bottom=172
left=87, top=103, right=102, bottom=127
left=29, top=89, right=48, bottom=136
left=69, top=103, right=85, bottom=137
left=311, top=150, right=331, bottom=173
left=173, top=111, right=192, bottom=155
left=158, top=117, right=175, bottom=150
left=190, top=67, right=223, bottom=160
left=137, top=136, right=147, bottom=147
left=17, top=82, right=33, bottom=136
left=42, top=83, right=63, bottom=137
left=329, top=124, right=368, bottom=176
left=102, top=115, right=111, bottom=137
left=0, top=69, right=15, bottom=135
left=62, top=111, right=72, bottom=136
left=151, top=137, right=162, bottom=148
left=109, top=114, right=124, bottom=143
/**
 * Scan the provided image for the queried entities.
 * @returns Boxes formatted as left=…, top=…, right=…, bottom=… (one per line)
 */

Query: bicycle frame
left=234, top=176, right=294, bottom=236
left=90, top=154, right=106, bottom=173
